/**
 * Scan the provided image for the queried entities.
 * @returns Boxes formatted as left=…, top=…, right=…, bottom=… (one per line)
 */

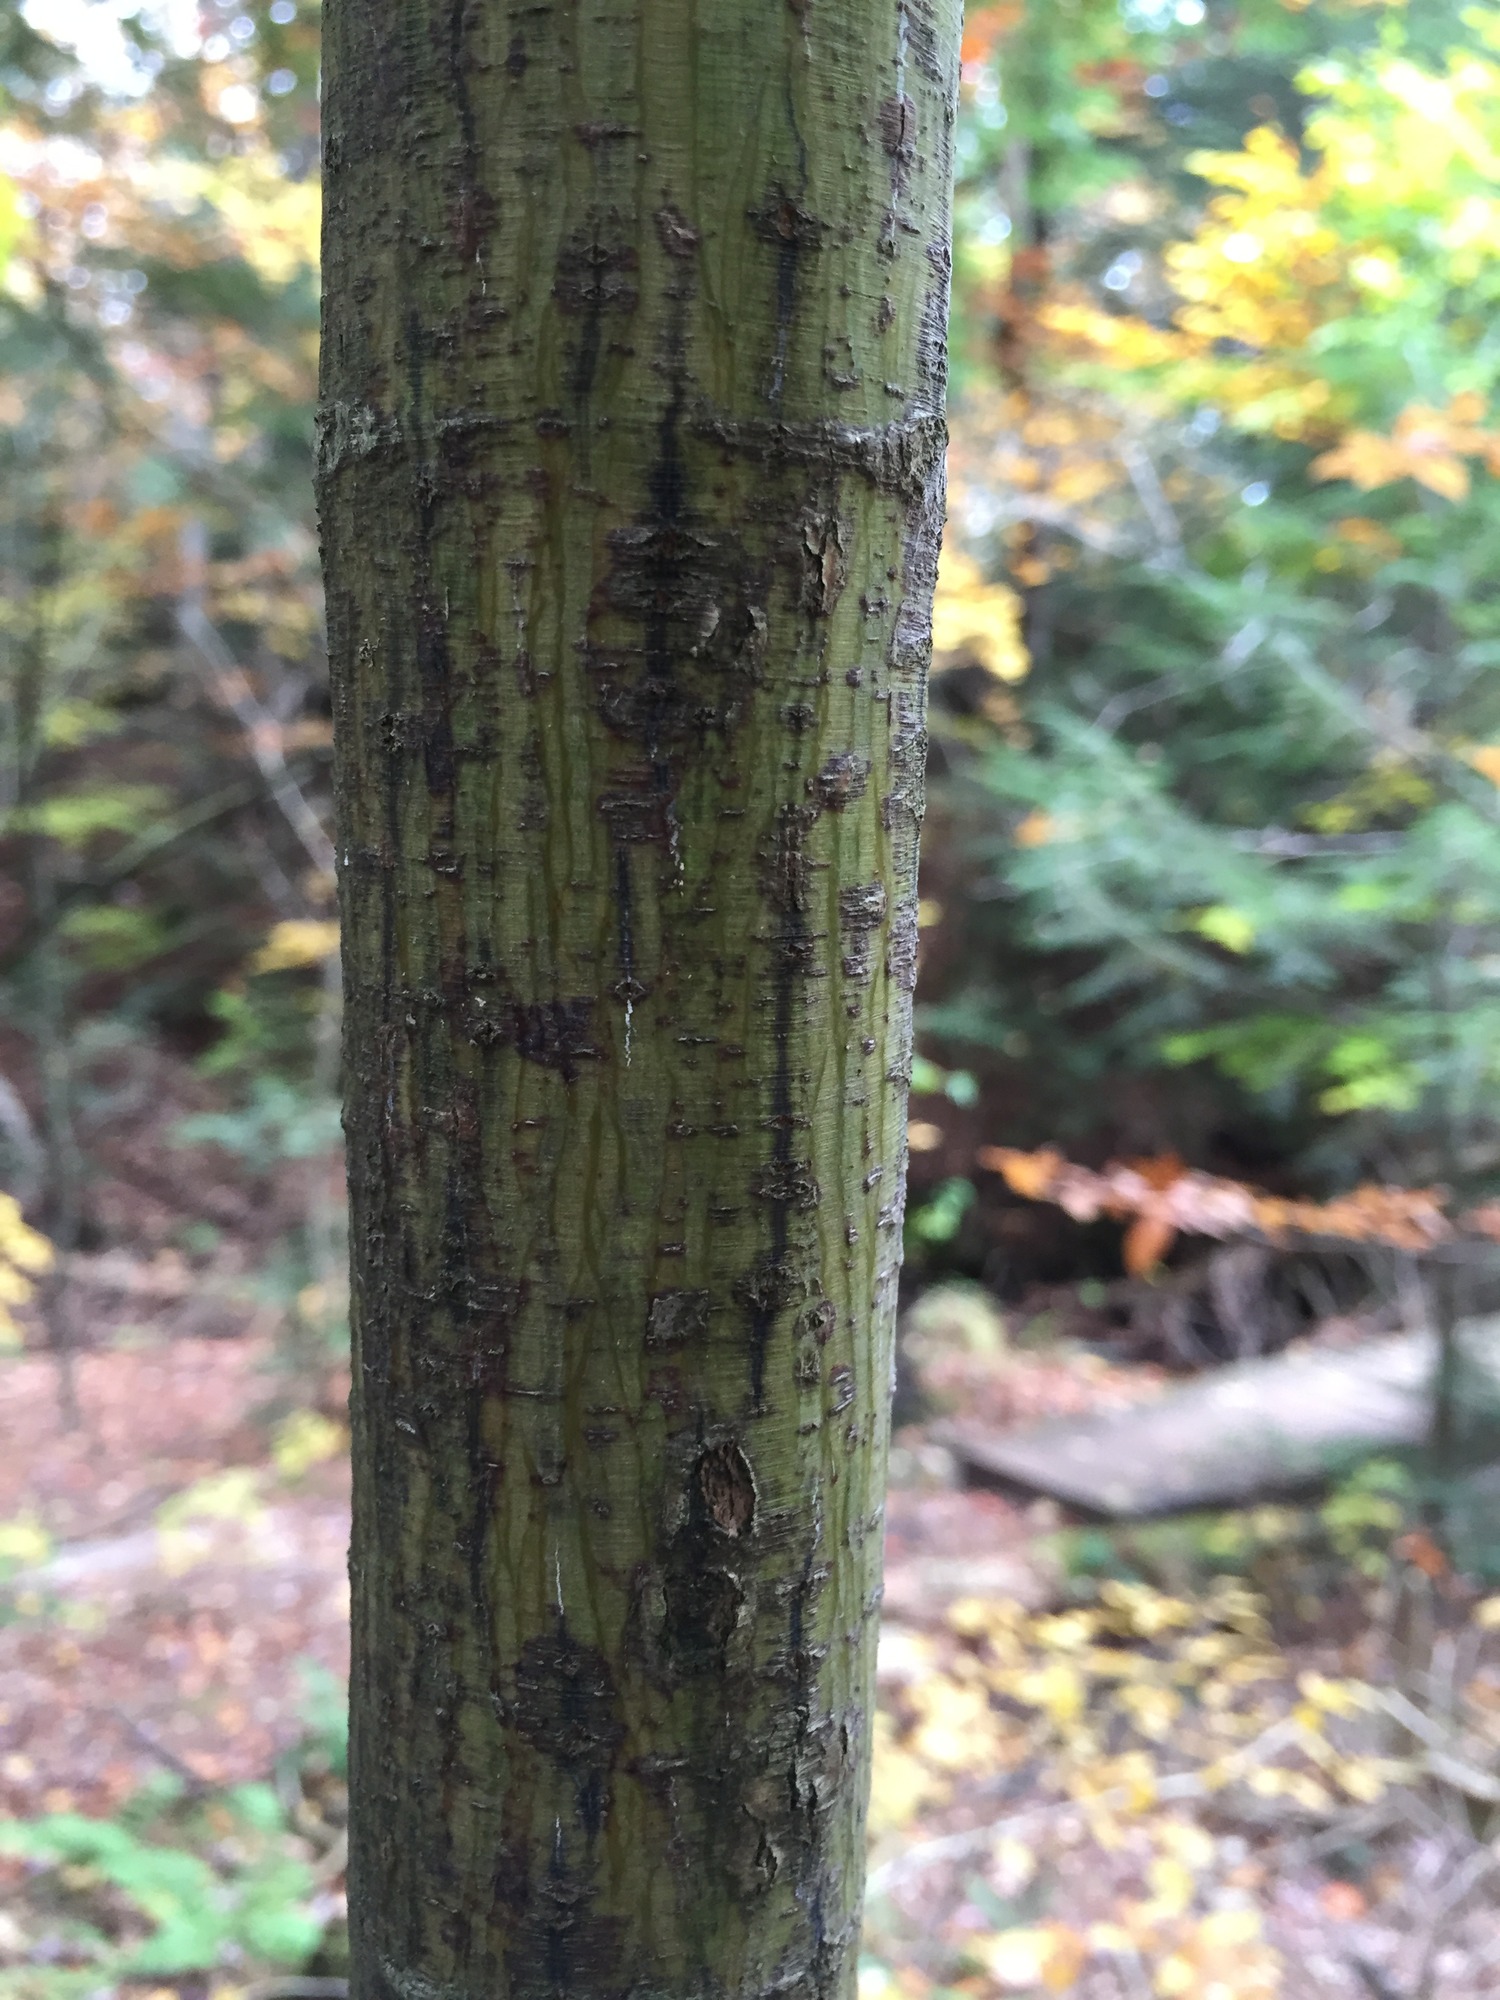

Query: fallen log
left=937, top=1321, right=1500, bottom=1517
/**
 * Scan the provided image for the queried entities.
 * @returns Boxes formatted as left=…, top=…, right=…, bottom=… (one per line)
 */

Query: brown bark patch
left=815, top=752, right=870, bottom=811
left=647, top=1289, right=711, bottom=1349
left=697, top=1440, right=757, bottom=1539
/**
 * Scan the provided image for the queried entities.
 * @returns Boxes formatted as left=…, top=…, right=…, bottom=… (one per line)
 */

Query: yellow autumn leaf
left=1101, top=1580, right=1197, bottom=1636
left=948, top=1594, right=1024, bottom=1641
left=158, top=1467, right=265, bottom=1529
left=1247, top=1766, right=1288, bottom=1799
left=1119, top=1681, right=1183, bottom=1742
left=0, top=1261, right=37, bottom=1308
left=1332, top=1756, right=1388, bottom=1803
left=1197, top=1906, right=1263, bottom=1950
left=931, top=546, right=1031, bottom=683
left=979, top=1925, right=1084, bottom=1993
left=0, top=1194, right=53, bottom=1277
left=1154, top=1953, right=1197, bottom=1997
left=909, top=1678, right=1003, bottom=1771
left=1409, top=452, right=1471, bottom=501
left=273, top=1409, right=347, bottom=1481
left=1159, top=1819, right=1216, bottom=1871
left=1019, top=1659, right=1087, bottom=1729
left=1144, top=1855, right=1197, bottom=1921
left=1032, top=1609, right=1095, bottom=1651
left=1088, top=1922, right=1135, bottom=1955
left=1021, top=408, right=1084, bottom=449
left=250, top=918, right=342, bottom=975
left=1297, top=1671, right=1363, bottom=1717
left=1112, top=1749, right=1160, bottom=1811
left=1286, top=1770, right=1336, bottom=1811
left=0, top=1195, right=53, bottom=1350
left=993, top=1837, right=1038, bottom=1895
left=1049, top=459, right=1118, bottom=506
left=1464, top=744, right=1500, bottom=787
left=1041, top=299, right=1186, bottom=368
left=0, top=1514, right=51, bottom=1569
left=868, top=1732, right=936, bottom=1835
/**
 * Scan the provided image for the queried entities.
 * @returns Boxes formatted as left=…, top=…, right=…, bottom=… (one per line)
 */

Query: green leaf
left=1187, top=905, right=1258, bottom=954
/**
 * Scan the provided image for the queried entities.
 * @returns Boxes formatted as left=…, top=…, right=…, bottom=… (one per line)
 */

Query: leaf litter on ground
left=3, top=1314, right=1500, bottom=1996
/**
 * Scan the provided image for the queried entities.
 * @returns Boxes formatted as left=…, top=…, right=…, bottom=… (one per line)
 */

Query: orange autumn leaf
left=1318, top=1882, right=1369, bottom=1922
left=1014, top=810, right=1057, bottom=848
left=1123, top=1213, right=1178, bottom=1276
left=979, top=1146, right=1465, bottom=1255
left=980, top=1145, right=1065, bottom=1203
left=1312, top=397, right=1500, bottom=502
left=1313, top=429, right=1467, bottom=500
left=1333, top=515, right=1402, bottom=558
left=1394, top=1529, right=1449, bottom=1579
left=961, top=3, right=1021, bottom=67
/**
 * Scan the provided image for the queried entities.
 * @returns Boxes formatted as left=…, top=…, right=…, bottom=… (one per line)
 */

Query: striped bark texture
left=317, top=3, right=959, bottom=1996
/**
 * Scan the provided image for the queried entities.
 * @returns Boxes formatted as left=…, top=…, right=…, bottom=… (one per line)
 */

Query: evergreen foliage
left=925, top=0, right=1500, bottom=1219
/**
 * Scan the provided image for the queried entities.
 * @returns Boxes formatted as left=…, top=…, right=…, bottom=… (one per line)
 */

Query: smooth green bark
left=318, top=4, right=958, bottom=1996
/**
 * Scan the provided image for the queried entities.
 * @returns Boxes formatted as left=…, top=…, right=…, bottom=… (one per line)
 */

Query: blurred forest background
left=11, top=1, right=1500, bottom=1995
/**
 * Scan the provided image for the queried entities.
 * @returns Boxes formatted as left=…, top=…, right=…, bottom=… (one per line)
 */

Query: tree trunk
left=317, top=4, right=959, bottom=1996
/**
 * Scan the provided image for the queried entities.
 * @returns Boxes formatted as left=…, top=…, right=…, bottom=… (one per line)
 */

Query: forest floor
left=2, top=1296, right=1500, bottom=2000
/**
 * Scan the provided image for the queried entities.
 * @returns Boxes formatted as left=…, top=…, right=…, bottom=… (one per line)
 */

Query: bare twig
left=1349, top=1955, right=1405, bottom=2000
left=1228, top=828, right=1406, bottom=858
left=1119, top=436, right=1184, bottom=564
left=0, top=1071, right=42, bottom=1202
left=1375, top=1686, right=1500, bottom=1803
left=0, top=772, right=298, bottom=979
left=177, top=520, right=333, bottom=879
left=110, top=1708, right=212, bottom=1796
left=240, top=1981, right=348, bottom=2000
left=1412, top=1843, right=1500, bottom=1999
left=309, top=1826, right=349, bottom=1887
left=178, top=597, right=335, bottom=878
